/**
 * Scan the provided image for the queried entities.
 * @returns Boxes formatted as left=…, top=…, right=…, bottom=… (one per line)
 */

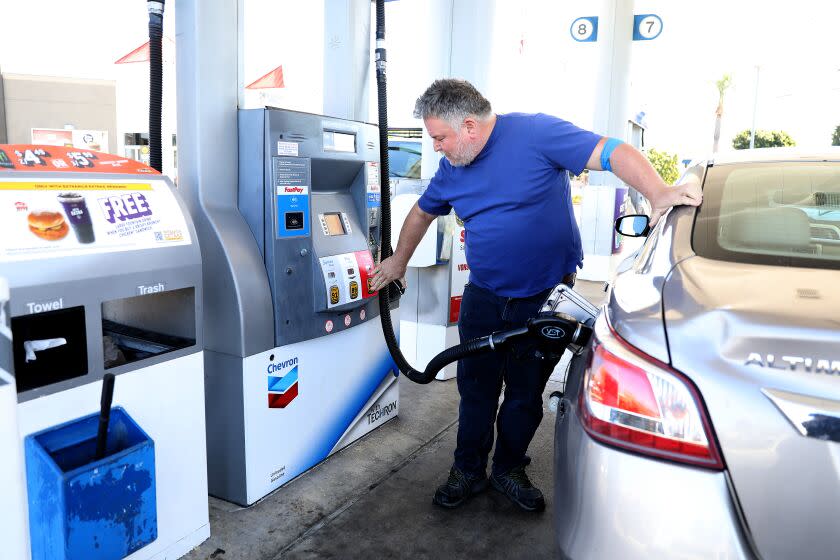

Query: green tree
left=646, top=148, right=679, bottom=185
left=713, top=74, right=732, bottom=153
left=832, top=125, right=840, bottom=146
left=732, top=129, right=795, bottom=149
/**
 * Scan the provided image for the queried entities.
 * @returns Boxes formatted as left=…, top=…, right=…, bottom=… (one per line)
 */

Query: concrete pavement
left=185, top=280, right=607, bottom=559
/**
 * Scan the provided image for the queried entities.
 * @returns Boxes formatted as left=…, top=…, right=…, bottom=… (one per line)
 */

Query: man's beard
left=446, top=135, right=481, bottom=167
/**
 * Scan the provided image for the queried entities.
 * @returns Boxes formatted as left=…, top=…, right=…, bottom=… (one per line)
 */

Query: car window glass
left=693, top=162, right=840, bottom=270
left=388, top=142, right=421, bottom=179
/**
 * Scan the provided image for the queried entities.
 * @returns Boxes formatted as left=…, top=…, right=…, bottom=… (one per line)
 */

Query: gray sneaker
left=432, top=466, right=488, bottom=509
left=490, top=466, right=545, bottom=512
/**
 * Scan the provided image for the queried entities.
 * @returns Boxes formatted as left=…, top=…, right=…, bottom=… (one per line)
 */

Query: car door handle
left=762, top=388, right=840, bottom=443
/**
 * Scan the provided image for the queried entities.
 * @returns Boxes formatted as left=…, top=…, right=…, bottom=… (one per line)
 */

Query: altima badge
left=746, top=353, right=840, bottom=376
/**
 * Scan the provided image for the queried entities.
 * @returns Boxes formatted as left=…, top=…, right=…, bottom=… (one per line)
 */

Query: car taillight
left=579, top=320, right=724, bottom=469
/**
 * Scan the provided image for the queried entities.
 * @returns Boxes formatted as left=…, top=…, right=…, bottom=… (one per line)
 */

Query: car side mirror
left=615, top=214, right=650, bottom=237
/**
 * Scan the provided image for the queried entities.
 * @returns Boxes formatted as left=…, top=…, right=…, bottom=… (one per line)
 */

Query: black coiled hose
left=423, top=337, right=494, bottom=377
left=147, top=0, right=164, bottom=173
left=374, top=0, right=533, bottom=383
left=374, top=0, right=451, bottom=384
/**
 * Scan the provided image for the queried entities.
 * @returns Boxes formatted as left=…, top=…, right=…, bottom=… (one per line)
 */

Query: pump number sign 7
left=570, top=17, right=598, bottom=42
left=633, top=14, right=663, bottom=41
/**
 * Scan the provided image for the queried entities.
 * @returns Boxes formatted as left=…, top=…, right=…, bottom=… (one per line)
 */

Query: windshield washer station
left=0, top=147, right=209, bottom=560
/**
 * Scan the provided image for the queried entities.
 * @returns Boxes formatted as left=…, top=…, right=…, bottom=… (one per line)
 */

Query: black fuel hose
left=423, top=325, right=531, bottom=377
left=147, top=0, right=164, bottom=173
left=374, top=0, right=453, bottom=384
left=374, top=0, right=538, bottom=384
left=374, top=0, right=423, bottom=382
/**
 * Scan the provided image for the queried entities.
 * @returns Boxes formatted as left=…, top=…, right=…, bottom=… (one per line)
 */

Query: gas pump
left=193, top=107, right=399, bottom=506
left=170, top=0, right=404, bottom=508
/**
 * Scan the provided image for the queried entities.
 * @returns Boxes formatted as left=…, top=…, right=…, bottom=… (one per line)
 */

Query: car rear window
left=693, top=162, right=840, bottom=270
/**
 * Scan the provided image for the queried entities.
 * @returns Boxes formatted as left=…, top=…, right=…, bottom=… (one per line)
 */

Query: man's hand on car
left=649, top=181, right=703, bottom=226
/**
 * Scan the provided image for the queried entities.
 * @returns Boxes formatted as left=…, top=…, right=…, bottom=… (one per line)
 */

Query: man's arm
left=586, top=138, right=702, bottom=224
left=369, top=202, right=436, bottom=292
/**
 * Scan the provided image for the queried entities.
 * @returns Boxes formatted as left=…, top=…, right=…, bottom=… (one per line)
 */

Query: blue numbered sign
left=633, top=14, right=663, bottom=41
left=570, top=17, right=598, bottom=42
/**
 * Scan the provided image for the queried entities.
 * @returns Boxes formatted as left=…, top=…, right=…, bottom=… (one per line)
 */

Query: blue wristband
left=600, top=137, right=623, bottom=172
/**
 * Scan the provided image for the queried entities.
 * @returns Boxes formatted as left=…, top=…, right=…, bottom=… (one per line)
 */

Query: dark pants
left=454, top=274, right=574, bottom=477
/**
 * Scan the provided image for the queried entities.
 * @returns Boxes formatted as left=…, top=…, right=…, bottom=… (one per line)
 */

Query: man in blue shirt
left=369, top=79, right=702, bottom=512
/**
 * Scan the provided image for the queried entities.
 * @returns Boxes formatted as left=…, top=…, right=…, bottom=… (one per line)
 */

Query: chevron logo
left=267, top=359, right=299, bottom=408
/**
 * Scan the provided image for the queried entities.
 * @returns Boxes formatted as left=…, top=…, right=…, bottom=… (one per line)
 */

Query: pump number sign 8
left=570, top=17, right=598, bottom=42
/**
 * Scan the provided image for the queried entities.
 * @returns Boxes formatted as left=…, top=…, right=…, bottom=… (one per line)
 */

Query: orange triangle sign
left=246, top=66, right=285, bottom=89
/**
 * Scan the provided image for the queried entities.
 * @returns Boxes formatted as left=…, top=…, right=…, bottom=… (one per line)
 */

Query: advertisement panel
left=0, top=145, right=155, bottom=175
left=0, top=179, right=192, bottom=262
left=0, top=144, right=189, bottom=262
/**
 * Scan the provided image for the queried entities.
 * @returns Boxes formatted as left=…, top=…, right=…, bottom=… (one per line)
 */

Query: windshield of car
left=388, top=141, right=422, bottom=179
left=693, top=161, right=840, bottom=270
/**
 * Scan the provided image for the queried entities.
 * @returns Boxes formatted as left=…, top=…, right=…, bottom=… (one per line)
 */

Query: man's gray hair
left=413, top=79, right=492, bottom=127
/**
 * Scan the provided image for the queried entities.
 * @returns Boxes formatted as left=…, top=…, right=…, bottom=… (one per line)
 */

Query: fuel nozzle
left=527, top=311, right=592, bottom=350
left=389, top=280, right=406, bottom=297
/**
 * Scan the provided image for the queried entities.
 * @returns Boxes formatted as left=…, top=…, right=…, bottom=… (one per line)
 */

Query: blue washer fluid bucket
left=25, top=406, right=157, bottom=560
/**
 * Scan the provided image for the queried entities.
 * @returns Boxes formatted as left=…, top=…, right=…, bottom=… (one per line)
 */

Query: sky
left=1, top=0, right=838, bottom=164
left=629, top=0, right=840, bottom=157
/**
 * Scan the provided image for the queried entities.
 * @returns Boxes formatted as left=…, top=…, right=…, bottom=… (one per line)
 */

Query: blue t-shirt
left=418, top=113, right=601, bottom=297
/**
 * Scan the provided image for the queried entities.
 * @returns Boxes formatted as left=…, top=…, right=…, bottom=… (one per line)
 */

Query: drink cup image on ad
left=57, top=192, right=95, bottom=243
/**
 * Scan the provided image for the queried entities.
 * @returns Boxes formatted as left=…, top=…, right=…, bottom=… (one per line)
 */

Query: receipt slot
left=190, top=108, right=399, bottom=506
left=0, top=145, right=210, bottom=560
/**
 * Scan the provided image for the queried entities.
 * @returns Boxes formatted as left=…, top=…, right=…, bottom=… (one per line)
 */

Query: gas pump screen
left=323, top=130, right=356, bottom=153
left=323, top=212, right=346, bottom=236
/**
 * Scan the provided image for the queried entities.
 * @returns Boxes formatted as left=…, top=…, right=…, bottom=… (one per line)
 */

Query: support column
left=578, top=0, right=634, bottom=281
left=418, top=0, right=496, bottom=178
left=323, top=0, right=372, bottom=121
left=176, top=0, right=274, bottom=356
left=419, top=0, right=453, bottom=180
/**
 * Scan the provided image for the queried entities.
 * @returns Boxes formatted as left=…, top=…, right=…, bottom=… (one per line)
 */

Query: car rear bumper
left=553, top=399, right=756, bottom=560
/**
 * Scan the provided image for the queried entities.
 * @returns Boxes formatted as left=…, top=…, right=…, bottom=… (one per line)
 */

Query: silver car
left=554, top=149, right=840, bottom=560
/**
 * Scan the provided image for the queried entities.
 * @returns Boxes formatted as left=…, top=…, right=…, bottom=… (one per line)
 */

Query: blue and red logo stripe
left=268, top=365, right=299, bottom=408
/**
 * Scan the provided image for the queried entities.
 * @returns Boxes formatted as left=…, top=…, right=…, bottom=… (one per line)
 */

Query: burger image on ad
left=28, top=210, right=69, bottom=241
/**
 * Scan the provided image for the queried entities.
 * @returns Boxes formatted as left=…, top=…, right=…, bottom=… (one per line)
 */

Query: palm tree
left=713, top=74, right=732, bottom=153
